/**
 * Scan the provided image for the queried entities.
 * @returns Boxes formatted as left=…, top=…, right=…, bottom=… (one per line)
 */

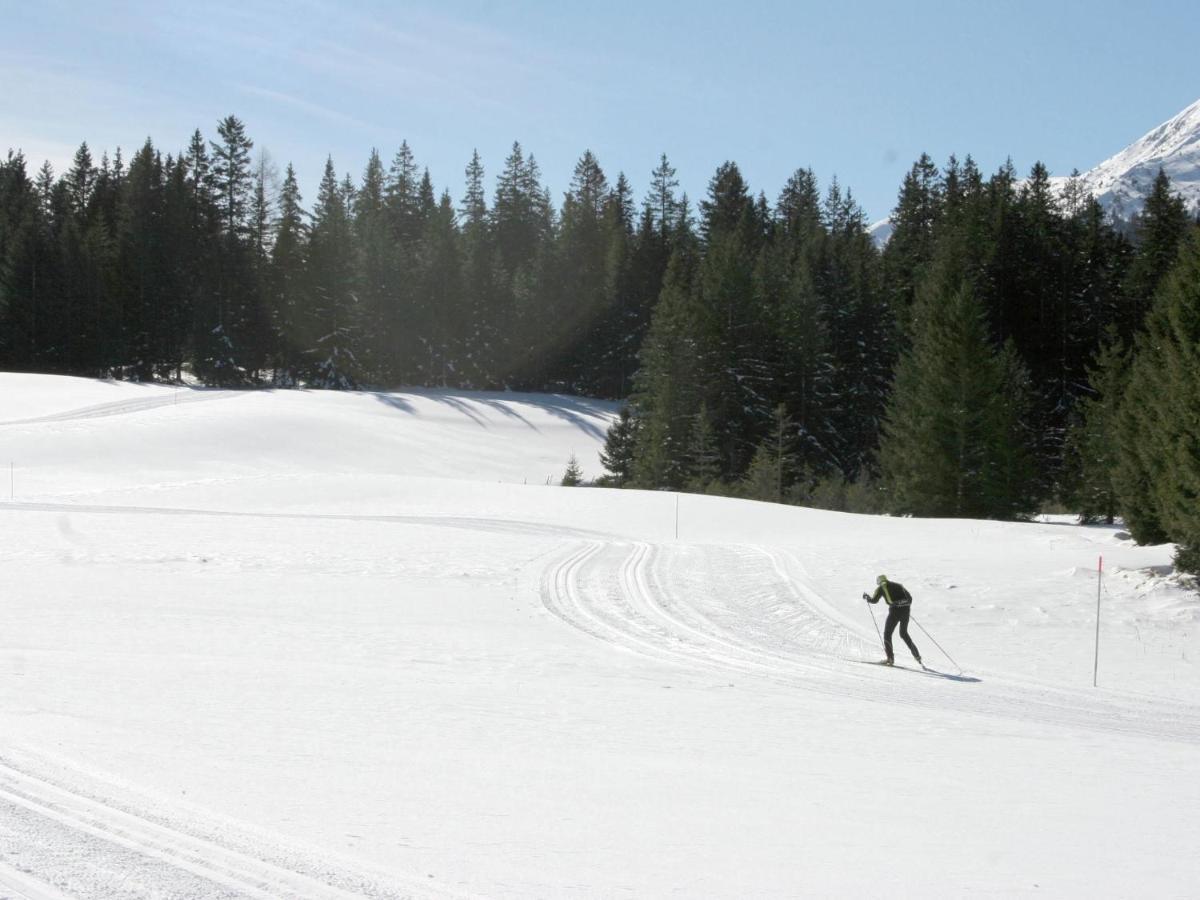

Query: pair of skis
left=848, top=658, right=980, bottom=683
left=857, top=659, right=928, bottom=673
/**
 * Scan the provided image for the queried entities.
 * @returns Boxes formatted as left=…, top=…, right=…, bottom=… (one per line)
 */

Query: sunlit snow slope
left=1, top=374, right=1197, bottom=899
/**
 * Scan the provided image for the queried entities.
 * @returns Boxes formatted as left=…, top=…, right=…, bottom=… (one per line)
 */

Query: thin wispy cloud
left=235, top=85, right=374, bottom=133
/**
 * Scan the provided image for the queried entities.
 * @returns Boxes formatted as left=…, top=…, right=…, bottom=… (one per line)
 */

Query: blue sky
left=4, top=0, right=1198, bottom=221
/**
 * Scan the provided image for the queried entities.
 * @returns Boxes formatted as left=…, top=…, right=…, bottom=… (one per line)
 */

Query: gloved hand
left=862, top=592, right=870, bottom=601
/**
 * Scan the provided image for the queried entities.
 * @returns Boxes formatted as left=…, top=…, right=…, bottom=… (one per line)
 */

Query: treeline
left=2, top=118, right=1199, bottom=567
left=0, top=116, right=664, bottom=392
left=600, top=154, right=1200, bottom=569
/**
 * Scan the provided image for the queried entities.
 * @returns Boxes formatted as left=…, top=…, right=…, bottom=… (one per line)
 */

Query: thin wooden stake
left=1093, top=555, right=1103, bottom=687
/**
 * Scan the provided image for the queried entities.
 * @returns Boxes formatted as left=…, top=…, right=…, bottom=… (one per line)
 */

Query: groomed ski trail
left=540, top=539, right=1200, bottom=744
left=0, top=389, right=243, bottom=428
left=0, top=759, right=461, bottom=900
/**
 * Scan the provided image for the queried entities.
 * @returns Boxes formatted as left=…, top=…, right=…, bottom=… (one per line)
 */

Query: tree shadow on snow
left=369, top=392, right=416, bottom=415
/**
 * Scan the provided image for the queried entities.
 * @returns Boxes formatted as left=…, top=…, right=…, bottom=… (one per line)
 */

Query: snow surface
left=1052, top=97, right=1200, bottom=220
left=1, top=374, right=1198, bottom=898
left=867, top=217, right=894, bottom=248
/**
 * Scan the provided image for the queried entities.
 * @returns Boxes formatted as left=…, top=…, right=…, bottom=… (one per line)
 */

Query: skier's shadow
left=849, top=660, right=981, bottom=682
left=921, top=668, right=981, bottom=683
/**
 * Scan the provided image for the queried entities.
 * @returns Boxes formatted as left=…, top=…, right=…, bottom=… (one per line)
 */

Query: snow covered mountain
left=1055, top=96, right=1200, bottom=220
left=870, top=96, right=1200, bottom=246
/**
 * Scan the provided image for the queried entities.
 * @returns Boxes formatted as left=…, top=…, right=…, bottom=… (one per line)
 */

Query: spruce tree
left=1123, top=168, right=1190, bottom=335
left=208, top=117, right=259, bottom=379
left=458, top=149, right=496, bottom=386
left=1062, top=331, right=1127, bottom=523
left=739, top=404, right=796, bottom=502
left=561, top=453, right=584, bottom=487
left=879, top=275, right=1038, bottom=519
left=306, top=157, right=360, bottom=388
left=1153, top=229, right=1200, bottom=571
left=881, top=153, right=942, bottom=329
left=419, top=190, right=464, bottom=385
left=210, top=116, right=254, bottom=240
left=599, top=406, right=639, bottom=486
left=630, top=249, right=702, bottom=489
left=267, top=163, right=307, bottom=383
left=1115, top=227, right=1200, bottom=568
left=684, top=403, right=722, bottom=492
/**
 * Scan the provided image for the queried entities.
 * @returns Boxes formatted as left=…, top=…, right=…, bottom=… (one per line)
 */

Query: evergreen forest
left=2, top=117, right=1198, bottom=569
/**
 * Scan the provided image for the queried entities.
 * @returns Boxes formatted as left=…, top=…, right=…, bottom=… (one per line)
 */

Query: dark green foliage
left=561, top=453, right=584, bottom=487
left=684, top=403, right=722, bottom=492
left=881, top=153, right=941, bottom=332
left=599, top=406, right=639, bottom=486
left=268, top=164, right=307, bottom=383
left=4, top=123, right=1196, bottom=535
left=1115, top=228, right=1200, bottom=569
left=630, top=249, right=702, bottom=489
left=1123, top=169, right=1191, bottom=333
left=879, top=276, right=1038, bottom=519
left=306, top=157, right=360, bottom=388
left=738, top=405, right=796, bottom=503
left=1062, top=332, right=1127, bottom=523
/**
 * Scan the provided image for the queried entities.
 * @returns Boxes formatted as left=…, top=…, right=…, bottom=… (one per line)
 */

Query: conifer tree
left=353, top=149, right=392, bottom=381
left=631, top=249, right=702, bottom=489
left=0, top=152, right=42, bottom=370
left=553, top=150, right=612, bottom=389
left=210, top=116, right=254, bottom=240
left=1115, top=227, right=1200, bottom=567
left=879, top=274, right=1038, bottom=519
left=621, top=157, right=680, bottom=395
left=1062, top=331, right=1127, bottom=523
left=386, top=141, right=422, bottom=242
left=458, top=149, right=496, bottom=386
left=306, top=157, right=360, bottom=388
left=560, top=453, right=584, bottom=486
left=1151, top=228, right=1200, bottom=571
left=739, top=404, right=796, bottom=502
left=684, top=403, right=722, bottom=492
left=1123, top=168, right=1190, bottom=335
left=647, top=154, right=680, bottom=241
left=267, top=163, right=307, bottom=383
left=599, top=406, right=639, bottom=486
left=881, top=153, right=941, bottom=328
left=115, top=140, right=167, bottom=380
left=491, top=143, right=553, bottom=387
left=815, top=182, right=890, bottom=479
left=419, top=190, right=464, bottom=385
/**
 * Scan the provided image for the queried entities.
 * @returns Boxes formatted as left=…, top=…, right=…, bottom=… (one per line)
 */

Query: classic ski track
left=0, top=390, right=243, bottom=427
left=541, top=539, right=1200, bottom=744
left=0, top=761, right=448, bottom=900
left=627, top=542, right=844, bottom=678
left=0, top=859, right=75, bottom=900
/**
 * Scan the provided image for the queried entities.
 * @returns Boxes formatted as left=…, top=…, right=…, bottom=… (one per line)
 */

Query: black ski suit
left=867, top=581, right=921, bottom=664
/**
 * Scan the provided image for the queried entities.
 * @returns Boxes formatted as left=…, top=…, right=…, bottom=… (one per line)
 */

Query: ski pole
left=864, top=596, right=884, bottom=651
left=910, top=614, right=962, bottom=674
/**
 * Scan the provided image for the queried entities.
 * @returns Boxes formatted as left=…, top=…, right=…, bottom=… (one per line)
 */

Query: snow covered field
left=0, top=374, right=1197, bottom=899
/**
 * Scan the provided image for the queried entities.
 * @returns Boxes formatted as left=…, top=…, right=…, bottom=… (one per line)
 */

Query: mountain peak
left=1065, top=97, right=1200, bottom=220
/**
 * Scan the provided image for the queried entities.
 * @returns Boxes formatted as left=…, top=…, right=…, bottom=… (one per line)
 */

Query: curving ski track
left=541, top=539, right=1200, bottom=744
left=0, top=758, right=454, bottom=900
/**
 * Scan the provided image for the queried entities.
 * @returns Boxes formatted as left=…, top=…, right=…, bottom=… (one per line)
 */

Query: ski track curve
left=0, top=390, right=243, bottom=428
left=540, top=539, right=1200, bottom=745
left=0, top=759, right=460, bottom=900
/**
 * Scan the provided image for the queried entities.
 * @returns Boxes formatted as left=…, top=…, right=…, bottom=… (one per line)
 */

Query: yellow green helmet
left=876, top=574, right=888, bottom=586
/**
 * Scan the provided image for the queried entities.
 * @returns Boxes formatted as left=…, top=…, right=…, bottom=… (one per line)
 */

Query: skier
left=863, top=575, right=922, bottom=667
